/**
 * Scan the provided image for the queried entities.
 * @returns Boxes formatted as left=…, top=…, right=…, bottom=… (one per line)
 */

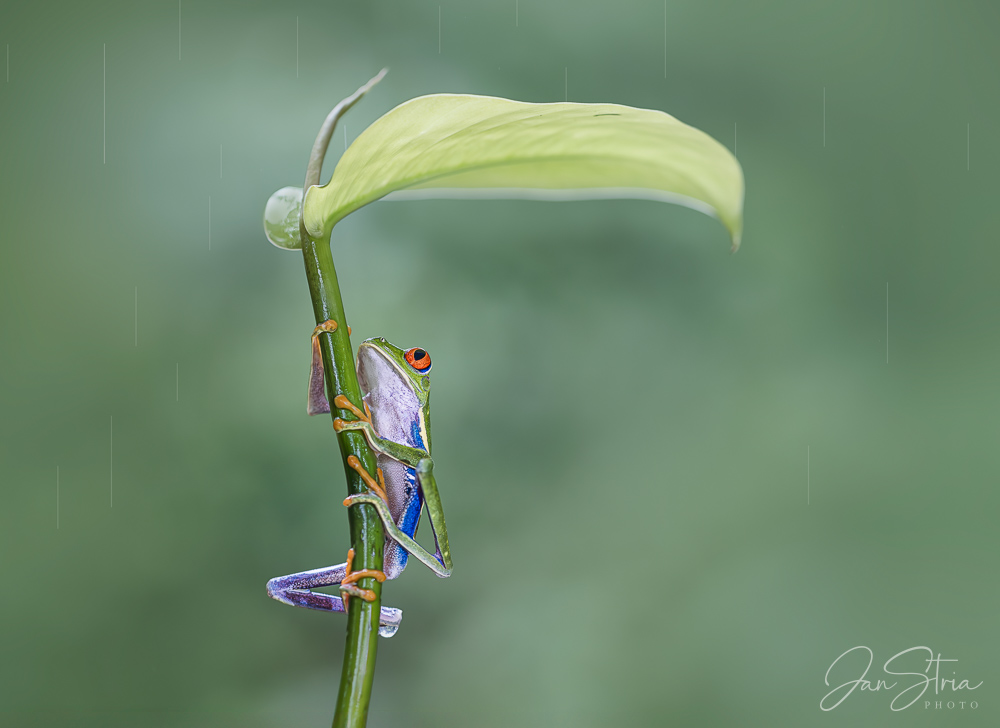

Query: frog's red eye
left=405, top=347, right=431, bottom=372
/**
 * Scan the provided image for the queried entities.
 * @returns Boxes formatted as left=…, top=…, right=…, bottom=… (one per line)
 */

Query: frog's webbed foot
left=333, top=394, right=372, bottom=427
left=332, top=394, right=382, bottom=448
left=265, top=559, right=401, bottom=637
left=307, top=319, right=351, bottom=416
left=346, top=454, right=388, bottom=503
left=338, top=547, right=386, bottom=613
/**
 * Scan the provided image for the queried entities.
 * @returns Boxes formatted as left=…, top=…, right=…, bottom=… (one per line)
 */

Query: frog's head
left=357, top=337, right=431, bottom=396
left=356, top=337, right=432, bottom=451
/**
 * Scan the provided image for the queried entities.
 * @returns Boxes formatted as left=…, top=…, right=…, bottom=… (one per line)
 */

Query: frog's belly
left=379, top=453, right=423, bottom=580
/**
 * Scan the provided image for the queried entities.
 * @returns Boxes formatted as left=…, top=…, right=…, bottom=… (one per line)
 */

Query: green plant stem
left=299, top=72, right=388, bottom=728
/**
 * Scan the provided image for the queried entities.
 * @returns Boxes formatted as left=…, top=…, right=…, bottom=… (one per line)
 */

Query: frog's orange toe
left=339, top=548, right=386, bottom=612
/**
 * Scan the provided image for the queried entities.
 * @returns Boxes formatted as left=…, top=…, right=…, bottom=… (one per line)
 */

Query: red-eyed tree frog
left=266, top=322, right=453, bottom=637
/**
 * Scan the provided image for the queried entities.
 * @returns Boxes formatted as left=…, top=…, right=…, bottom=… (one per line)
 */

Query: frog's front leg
left=332, top=395, right=427, bottom=468
left=345, top=458, right=453, bottom=579
left=265, top=561, right=401, bottom=637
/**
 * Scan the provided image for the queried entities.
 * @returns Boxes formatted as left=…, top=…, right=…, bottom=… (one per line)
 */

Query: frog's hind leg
left=266, top=562, right=401, bottom=637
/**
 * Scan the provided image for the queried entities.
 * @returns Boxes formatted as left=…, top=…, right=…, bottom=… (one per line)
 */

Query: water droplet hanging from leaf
left=263, top=186, right=304, bottom=250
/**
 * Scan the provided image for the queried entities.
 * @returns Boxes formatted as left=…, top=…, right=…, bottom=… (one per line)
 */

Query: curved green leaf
left=303, top=94, right=744, bottom=249
left=263, top=186, right=304, bottom=250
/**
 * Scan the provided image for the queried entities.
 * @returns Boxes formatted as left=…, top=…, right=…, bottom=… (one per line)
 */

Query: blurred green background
left=2, top=0, right=997, bottom=726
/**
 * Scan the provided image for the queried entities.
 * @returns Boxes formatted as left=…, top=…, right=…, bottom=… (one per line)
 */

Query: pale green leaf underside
left=302, top=94, right=744, bottom=248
